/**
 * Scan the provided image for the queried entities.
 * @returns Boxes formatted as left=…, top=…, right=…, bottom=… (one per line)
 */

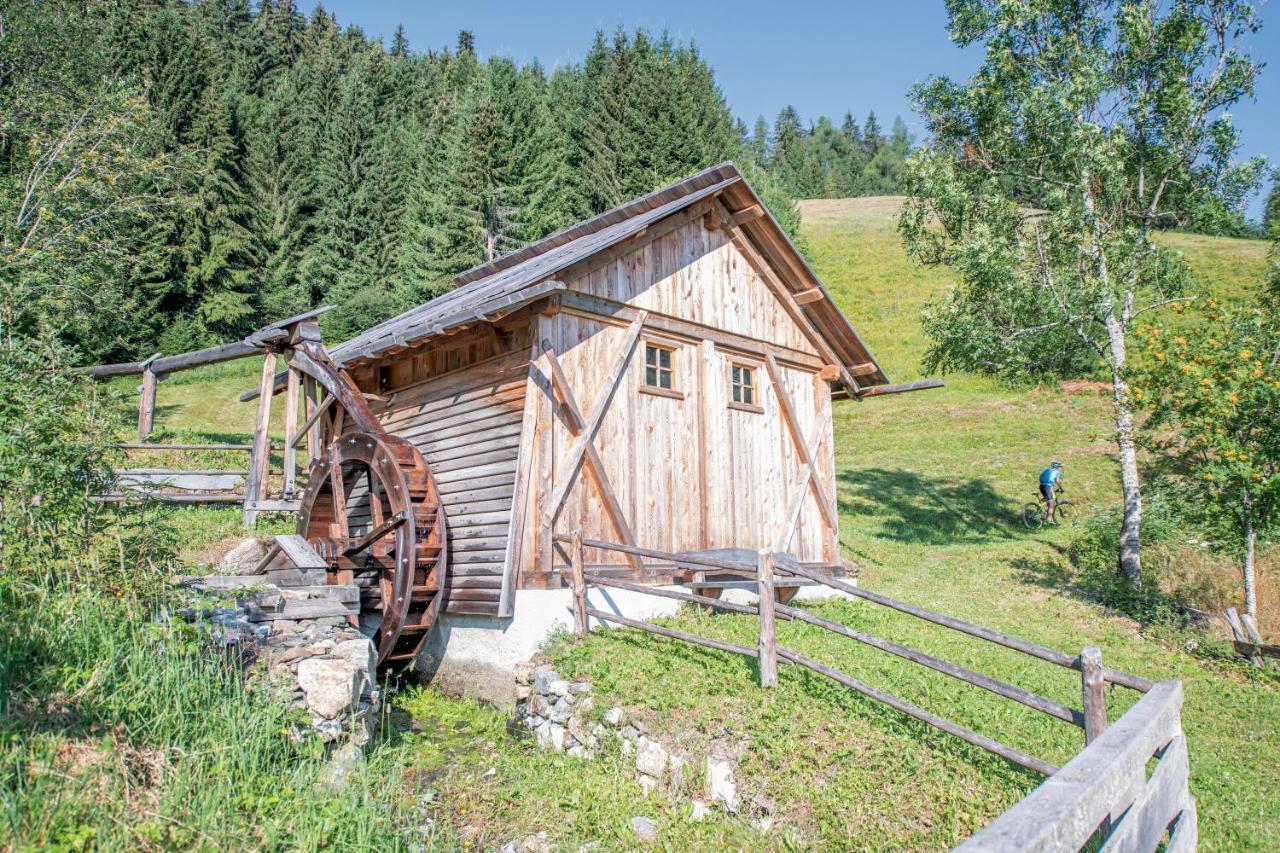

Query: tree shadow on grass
left=1010, top=545, right=1077, bottom=593
left=837, top=468, right=1024, bottom=546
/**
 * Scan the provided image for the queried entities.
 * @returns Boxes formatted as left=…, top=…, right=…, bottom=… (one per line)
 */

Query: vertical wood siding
left=520, top=217, right=838, bottom=581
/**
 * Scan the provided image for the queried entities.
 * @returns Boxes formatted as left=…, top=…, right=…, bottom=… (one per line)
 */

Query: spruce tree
left=178, top=86, right=257, bottom=347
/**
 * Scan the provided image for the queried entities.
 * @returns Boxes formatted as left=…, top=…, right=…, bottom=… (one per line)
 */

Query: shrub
left=1070, top=492, right=1181, bottom=617
left=0, top=334, right=116, bottom=578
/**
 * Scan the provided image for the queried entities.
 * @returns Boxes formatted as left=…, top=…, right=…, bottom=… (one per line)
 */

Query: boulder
left=630, top=816, right=658, bottom=844
left=635, top=737, right=668, bottom=778
left=332, top=638, right=376, bottom=677
left=219, top=538, right=269, bottom=575
left=532, top=667, right=560, bottom=694
left=297, top=657, right=362, bottom=719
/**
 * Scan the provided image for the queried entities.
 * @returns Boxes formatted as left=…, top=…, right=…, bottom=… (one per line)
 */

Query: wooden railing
left=85, top=309, right=335, bottom=524
left=958, top=680, right=1195, bottom=851
left=555, top=533, right=1194, bottom=851
left=98, top=442, right=293, bottom=509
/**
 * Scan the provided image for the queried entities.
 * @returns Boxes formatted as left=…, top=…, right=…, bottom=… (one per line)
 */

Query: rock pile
left=511, top=660, right=745, bottom=818
left=176, top=561, right=382, bottom=752
left=512, top=661, right=601, bottom=758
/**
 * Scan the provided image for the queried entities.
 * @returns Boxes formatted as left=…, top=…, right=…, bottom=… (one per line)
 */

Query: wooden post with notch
left=242, top=349, right=277, bottom=527
left=571, top=529, right=588, bottom=636
left=136, top=353, right=161, bottom=442
left=758, top=550, right=778, bottom=688
left=1080, top=646, right=1106, bottom=745
left=282, top=368, right=300, bottom=497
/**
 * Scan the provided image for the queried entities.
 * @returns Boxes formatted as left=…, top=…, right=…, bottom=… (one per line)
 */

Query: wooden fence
left=555, top=532, right=1194, bottom=851
left=85, top=309, right=332, bottom=524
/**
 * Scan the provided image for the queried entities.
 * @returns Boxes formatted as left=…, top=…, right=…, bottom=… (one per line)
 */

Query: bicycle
left=1020, top=488, right=1077, bottom=529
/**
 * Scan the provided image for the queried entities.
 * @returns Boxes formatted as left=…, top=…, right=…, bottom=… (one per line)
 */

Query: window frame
left=639, top=339, right=684, bottom=400
left=726, top=358, right=764, bottom=413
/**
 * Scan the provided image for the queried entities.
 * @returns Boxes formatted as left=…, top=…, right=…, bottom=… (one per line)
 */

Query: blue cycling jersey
left=1040, top=467, right=1062, bottom=487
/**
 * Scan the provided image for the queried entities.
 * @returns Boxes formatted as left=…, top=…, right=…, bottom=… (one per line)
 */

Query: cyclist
left=1038, top=461, right=1064, bottom=524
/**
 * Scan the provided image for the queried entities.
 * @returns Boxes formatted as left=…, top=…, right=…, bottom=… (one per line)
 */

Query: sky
left=312, top=0, right=1279, bottom=221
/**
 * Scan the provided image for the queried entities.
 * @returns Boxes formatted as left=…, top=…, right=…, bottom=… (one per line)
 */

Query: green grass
left=0, top=580, right=413, bottom=849
left=12, top=202, right=1275, bottom=850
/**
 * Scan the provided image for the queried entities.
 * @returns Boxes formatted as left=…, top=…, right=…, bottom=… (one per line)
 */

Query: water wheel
left=296, top=427, right=448, bottom=675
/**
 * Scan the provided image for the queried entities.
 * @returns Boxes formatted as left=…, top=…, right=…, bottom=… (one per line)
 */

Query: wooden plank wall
left=530, top=216, right=837, bottom=580
left=570, top=213, right=817, bottom=354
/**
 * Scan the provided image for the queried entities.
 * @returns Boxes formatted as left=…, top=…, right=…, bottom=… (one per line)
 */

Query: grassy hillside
left=76, top=201, right=1279, bottom=850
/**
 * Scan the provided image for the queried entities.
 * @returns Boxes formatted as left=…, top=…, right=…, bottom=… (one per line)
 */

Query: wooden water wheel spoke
left=343, top=514, right=407, bottom=556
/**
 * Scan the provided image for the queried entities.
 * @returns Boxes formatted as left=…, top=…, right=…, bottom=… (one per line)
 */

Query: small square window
left=644, top=343, right=675, bottom=391
left=731, top=363, right=756, bottom=405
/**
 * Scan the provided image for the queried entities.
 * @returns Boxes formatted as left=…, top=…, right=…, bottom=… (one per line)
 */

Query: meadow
left=3, top=200, right=1276, bottom=850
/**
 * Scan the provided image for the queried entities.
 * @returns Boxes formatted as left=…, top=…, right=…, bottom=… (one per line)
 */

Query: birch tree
left=900, top=0, right=1262, bottom=586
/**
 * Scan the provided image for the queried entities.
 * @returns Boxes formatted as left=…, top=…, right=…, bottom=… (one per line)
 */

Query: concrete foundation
left=416, top=581, right=857, bottom=707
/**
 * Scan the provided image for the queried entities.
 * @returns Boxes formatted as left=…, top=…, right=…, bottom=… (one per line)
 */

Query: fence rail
left=555, top=532, right=1192, bottom=852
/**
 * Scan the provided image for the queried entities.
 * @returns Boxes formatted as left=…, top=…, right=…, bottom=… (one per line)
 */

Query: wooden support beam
left=849, top=361, right=880, bottom=377
left=765, top=353, right=838, bottom=539
left=545, top=312, right=648, bottom=526
left=856, top=379, right=946, bottom=398
left=304, top=378, right=324, bottom=464
left=793, top=287, right=825, bottom=305
left=730, top=203, right=764, bottom=226
left=242, top=350, right=277, bottom=527
left=775, top=400, right=832, bottom=553
left=558, top=290, right=826, bottom=372
left=291, top=388, right=334, bottom=452
left=282, top=368, right=300, bottom=497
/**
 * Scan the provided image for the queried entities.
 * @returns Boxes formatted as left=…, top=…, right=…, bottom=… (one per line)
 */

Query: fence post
left=136, top=353, right=161, bottom=442
left=242, top=349, right=277, bottom=527
left=757, top=550, right=778, bottom=688
left=1080, top=646, right=1106, bottom=744
left=571, top=529, right=587, bottom=636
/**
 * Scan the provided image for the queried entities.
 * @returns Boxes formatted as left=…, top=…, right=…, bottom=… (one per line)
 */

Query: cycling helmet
left=1051, top=460, right=1063, bottom=469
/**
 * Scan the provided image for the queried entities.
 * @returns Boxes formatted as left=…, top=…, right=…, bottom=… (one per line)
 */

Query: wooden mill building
left=322, top=162, right=889, bottom=637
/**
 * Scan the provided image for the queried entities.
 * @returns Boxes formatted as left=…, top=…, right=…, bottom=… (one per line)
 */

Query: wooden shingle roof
left=330, top=162, right=888, bottom=389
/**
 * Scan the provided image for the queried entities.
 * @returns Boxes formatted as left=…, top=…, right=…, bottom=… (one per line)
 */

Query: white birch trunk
left=1244, top=516, right=1257, bottom=621
left=1105, top=304, right=1143, bottom=586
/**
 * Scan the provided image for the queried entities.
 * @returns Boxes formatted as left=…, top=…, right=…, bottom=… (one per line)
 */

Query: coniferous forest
left=1, top=0, right=916, bottom=363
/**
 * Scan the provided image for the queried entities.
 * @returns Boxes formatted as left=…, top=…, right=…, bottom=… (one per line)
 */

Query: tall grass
left=0, top=577, right=412, bottom=849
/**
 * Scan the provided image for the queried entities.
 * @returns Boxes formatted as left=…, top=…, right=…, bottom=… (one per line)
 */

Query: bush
left=0, top=334, right=116, bottom=578
left=1069, top=492, right=1182, bottom=617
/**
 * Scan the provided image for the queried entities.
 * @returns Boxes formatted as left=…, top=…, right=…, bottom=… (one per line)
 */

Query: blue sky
left=313, top=1, right=1279, bottom=220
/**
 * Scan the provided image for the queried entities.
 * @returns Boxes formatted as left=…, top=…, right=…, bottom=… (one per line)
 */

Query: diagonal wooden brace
left=544, top=312, right=648, bottom=531
left=766, top=353, right=837, bottom=552
left=542, top=340, right=644, bottom=571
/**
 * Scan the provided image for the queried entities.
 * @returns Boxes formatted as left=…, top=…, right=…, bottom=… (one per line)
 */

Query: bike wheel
left=1020, top=502, right=1046, bottom=530
left=1054, top=501, right=1078, bottom=527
